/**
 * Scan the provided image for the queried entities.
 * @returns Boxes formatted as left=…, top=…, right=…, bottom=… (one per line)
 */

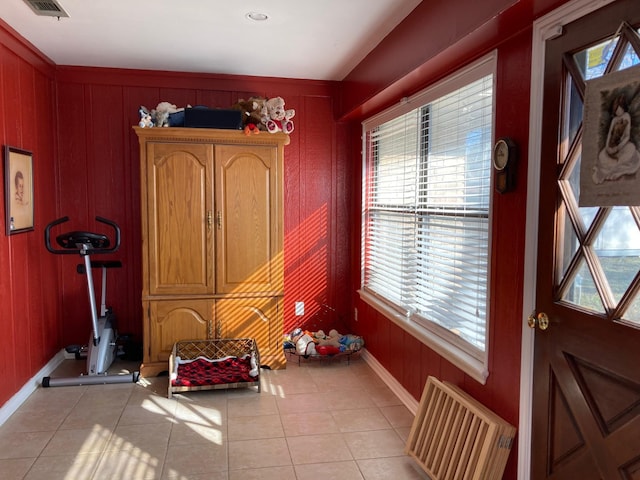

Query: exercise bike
left=42, top=216, right=138, bottom=387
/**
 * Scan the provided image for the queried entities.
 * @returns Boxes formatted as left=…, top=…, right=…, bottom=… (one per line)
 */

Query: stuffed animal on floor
left=313, top=329, right=328, bottom=341
left=295, top=333, right=317, bottom=356
left=340, top=334, right=364, bottom=352
left=316, top=329, right=342, bottom=348
left=261, top=96, right=295, bottom=134
left=288, top=328, right=317, bottom=356
left=316, top=345, right=341, bottom=355
left=285, top=327, right=364, bottom=356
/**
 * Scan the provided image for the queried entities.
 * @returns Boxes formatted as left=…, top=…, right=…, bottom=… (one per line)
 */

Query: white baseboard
left=0, top=349, right=66, bottom=426
left=360, top=348, right=419, bottom=415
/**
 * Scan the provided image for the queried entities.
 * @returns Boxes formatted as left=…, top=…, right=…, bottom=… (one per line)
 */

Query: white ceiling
left=0, top=0, right=422, bottom=81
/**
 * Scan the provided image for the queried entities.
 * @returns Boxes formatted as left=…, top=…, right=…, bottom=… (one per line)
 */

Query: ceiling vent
left=23, top=0, right=69, bottom=18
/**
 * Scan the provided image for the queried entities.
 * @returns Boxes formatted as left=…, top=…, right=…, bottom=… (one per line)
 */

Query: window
left=360, top=54, right=496, bottom=383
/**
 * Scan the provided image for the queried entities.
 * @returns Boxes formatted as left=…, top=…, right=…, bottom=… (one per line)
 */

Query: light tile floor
left=0, top=354, right=430, bottom=480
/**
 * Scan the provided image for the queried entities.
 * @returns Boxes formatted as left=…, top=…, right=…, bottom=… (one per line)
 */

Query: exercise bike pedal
left=65, top=344, right=82, bottom=354
left=65, top=344, right=88, bottom=359
left=64, top=345, right=87, bottom=356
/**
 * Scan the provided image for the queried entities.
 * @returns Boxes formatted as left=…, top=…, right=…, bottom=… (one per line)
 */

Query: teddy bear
left=138, top=106, right=153, bottom=128
left=231, top=96, right=267, bottom=135
left=261, top=96, right=295, bottom=134
left=316, top=329, right=342, bottom=348
left=313, top=329, right=328, bottom=341
left=151, top=101, right=185, bottom=127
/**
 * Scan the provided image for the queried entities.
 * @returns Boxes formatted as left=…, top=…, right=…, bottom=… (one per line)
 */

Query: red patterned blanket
left=171, top=355, right=256, bottom=387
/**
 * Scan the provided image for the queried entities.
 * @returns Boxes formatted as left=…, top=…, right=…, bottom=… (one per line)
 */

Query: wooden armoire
left=134, top=127, right=289, bottom=376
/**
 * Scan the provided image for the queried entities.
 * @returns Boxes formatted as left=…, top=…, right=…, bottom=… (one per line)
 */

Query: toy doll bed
left=168, top=338, right=260, bottom=398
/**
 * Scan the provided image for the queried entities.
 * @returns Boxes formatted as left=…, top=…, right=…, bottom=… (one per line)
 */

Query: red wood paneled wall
left=53, top=68, right=350, bottom=347
left=0, top=20, right=60, bottom=406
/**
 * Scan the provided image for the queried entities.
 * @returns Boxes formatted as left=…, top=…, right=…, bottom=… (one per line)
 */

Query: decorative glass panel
left=618, top=42, right=640, bottom=71
left=622, top=293, right=640, bottom=325
left=565, top=77, right=583, bottom=149
left=573, top=38, right=618, bottom=80
left=563, top=258, right=605, bottom=314
left=561, top=214, right=580, bottom=278
left=594, top=207, right=640, bottom=304
left=558, top=26, right=640, bottom=326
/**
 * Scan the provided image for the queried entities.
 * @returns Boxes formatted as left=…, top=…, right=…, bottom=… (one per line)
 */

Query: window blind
left=362, top=70, right=493, bottom=356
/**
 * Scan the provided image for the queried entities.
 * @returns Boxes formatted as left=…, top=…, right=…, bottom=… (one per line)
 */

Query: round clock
left=493, top=138, right=511, bottom=171
left=492, top=137, right=517, bottom=193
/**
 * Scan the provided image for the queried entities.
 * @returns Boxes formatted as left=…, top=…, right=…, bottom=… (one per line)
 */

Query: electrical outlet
left=295, top=301, right=305, bottom=316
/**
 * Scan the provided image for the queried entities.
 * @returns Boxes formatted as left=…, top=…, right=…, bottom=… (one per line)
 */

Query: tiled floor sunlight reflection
left=0, top=354, right=429, bottom=480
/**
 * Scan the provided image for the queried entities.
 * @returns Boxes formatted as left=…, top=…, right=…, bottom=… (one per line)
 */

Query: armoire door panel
left=216, top=297, right=276, bottom=348
left=147, top=143, right=214, bottom=295
left=215, top=144, right=283, bottom=295
left=216, top=296, right=285, bottom=368
left=148, top=299, right=212, bottom=364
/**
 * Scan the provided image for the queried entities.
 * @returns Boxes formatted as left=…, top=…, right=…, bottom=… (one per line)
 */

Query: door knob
left=528, top=311, right=550, bottom=330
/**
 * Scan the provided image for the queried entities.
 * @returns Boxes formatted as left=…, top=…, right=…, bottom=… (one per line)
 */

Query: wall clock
left=493, top=137, right=517, bottom=193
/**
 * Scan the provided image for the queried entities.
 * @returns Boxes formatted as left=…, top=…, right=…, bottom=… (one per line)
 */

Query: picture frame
left=580, top=64, right=640, bottom=207
left=4, top=145, right=34, bottom=235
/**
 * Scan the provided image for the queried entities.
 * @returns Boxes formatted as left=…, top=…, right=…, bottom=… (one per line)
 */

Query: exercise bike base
left=42, top=372, right=139, bottom=388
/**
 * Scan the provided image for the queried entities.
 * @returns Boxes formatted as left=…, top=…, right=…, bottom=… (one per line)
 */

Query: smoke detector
left=23, top=0, right=69, bottom=18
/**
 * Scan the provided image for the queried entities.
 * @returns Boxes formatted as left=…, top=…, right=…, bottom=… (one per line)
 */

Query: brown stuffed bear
left=231, top=96, right=267, bottom=135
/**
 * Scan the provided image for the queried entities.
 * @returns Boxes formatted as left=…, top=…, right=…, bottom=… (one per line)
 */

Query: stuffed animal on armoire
left=231, top=96, right=268, bottom=135
left=151, top=102, right=185, bottom=127
left=261, top=96, right=295, bottom=134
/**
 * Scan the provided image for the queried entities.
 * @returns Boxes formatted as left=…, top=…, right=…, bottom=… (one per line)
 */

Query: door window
left=557, top=26, right=640, bottom=326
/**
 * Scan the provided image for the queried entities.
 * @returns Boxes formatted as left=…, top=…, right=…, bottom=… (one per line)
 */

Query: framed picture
left=4, top=146, right=34, bottom=235
left=580, top=64, right=640, bottom=206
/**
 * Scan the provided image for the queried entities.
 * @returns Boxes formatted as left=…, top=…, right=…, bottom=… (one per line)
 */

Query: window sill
left=358, top=289, right=489, bottom=385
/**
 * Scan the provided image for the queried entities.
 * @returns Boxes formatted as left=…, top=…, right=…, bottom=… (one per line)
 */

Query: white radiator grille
left=406, top=376, right=516, bottom=480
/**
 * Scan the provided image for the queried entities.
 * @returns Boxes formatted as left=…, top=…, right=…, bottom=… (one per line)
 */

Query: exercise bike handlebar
left=45, top=216, right=121, bottom=255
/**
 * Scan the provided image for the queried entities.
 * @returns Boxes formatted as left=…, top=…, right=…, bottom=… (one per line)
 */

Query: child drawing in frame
left=6, top=148, right=33, bottom=233
left=592, top=92, right=640, bottom=184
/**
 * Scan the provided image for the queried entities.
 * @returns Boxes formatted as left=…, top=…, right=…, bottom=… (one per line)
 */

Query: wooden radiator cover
left=406, top=376, right=516, bottom=480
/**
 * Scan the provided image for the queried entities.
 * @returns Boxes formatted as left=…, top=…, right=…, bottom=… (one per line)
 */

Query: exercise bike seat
left=77, top=260, right=122, bottom=274
left=56, top=231, right=110, bottom=250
